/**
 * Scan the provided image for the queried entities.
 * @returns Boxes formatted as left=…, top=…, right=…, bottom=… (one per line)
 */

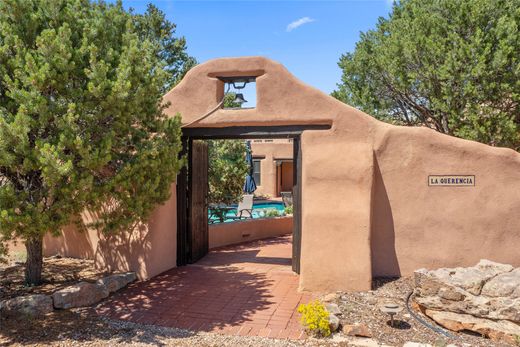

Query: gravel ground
left=329, top=277, right=515, bottom=347
left=0, top=308, right=335, bottom=347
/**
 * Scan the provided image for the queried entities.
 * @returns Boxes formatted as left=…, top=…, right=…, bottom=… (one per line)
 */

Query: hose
left=406, top=291, right=457, bottom=339
left=182, top=84, right=231, bottom=128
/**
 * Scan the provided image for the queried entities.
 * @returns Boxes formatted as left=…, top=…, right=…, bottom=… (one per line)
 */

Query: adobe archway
left=163, top=57, right=520, bottom=292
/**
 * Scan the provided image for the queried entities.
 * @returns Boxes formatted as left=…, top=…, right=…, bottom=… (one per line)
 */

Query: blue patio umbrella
left=243, top=140, right=257, bottom=194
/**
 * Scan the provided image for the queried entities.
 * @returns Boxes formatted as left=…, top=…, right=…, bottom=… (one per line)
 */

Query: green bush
left=297, top=300, right=331, bottom=337
left=265, top=210, right=281, bottom=218
left=284, top=205, right=293, bottom=215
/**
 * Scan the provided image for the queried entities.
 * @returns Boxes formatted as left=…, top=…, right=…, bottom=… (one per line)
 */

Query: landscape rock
left=365, top=296, right=378, bottom=305
left=52, top=281, right=109, bottom=309
left=321, top=292, right=337, bottom=303
left=96, top=272, right=136, bottom=293
left=0, top=294, right=53, bottom=317
left=425, top=309, right=520, bottom=345
left=481, top=268, right=520, bottom=298
left=414, top=259, right=520, bottom=322
left=325, top=303, right=341, bottom=316
left=328, top=313, right=340, bottom=332
left=342, top=323, right=372, bottom=337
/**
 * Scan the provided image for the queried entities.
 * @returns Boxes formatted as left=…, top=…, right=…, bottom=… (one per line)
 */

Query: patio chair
left=228, top=194, right=254, bottom=220
left=280, top=191, right=293, bottom=207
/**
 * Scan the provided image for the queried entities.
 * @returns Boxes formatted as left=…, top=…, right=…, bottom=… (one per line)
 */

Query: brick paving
left=96, top=235, right=315, bottom=339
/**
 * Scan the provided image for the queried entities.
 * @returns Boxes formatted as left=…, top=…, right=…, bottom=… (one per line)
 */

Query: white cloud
left=286, top=17, right=315, bottom=32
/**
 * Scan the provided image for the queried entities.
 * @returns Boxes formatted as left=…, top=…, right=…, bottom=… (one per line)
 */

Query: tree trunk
left=25, top=236, right=43, bottom=286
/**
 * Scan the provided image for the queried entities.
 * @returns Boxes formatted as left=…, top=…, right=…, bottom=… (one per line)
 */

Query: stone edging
left=0, top=272, right=136, bottom=317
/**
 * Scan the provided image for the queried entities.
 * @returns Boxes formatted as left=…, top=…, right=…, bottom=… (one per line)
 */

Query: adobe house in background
left=250, top=139, right=294, bottom=198
left=44, top=57, right=520, bottom=292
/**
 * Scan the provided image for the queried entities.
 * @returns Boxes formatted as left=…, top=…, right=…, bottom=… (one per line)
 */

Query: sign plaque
left=428, top=175, right=475, bottom=187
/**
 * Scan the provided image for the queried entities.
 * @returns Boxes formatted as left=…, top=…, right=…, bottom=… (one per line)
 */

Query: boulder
left=328, top=313, right=340, bottom=332
left=415, top=259, right=512, bottom=297
left=0, top=294, right=53, bottom=317
left=52, top=281, right=109, bottom=309
left=325, top=303, right=342, bottom=316
left=481, top=268, right=520, bottom=298
left=425, top=309, right=520, bottom=345
left=414, top=259, right=519, bottom=322
left=96, top=272, right=136, bottom=293
left=342, top=323, right=372, bottom=337
left=321, top=293, right=337, bottom=303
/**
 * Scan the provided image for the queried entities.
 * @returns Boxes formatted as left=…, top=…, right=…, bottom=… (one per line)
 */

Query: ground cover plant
left=0, top=0, right=193, bottom=285
left=297, top=300, right=331, bottom=337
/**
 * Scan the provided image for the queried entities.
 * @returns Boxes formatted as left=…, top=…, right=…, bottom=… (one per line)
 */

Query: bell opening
left=220, top=77, right=257, bottom=109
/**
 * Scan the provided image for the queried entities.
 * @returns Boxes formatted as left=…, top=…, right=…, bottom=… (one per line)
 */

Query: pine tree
left=0, top=0, right=189, bottom=285
left=333, top=0, right=520, bottom=150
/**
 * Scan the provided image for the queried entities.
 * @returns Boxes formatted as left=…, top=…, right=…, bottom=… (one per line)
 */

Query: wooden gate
left=188, top=140, right=209, bottom=263
left=292, top=137, right=302, bottom=274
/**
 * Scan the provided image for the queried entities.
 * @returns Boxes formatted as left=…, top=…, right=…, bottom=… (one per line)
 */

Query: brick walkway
left=96, top=235, right=314, bottom=339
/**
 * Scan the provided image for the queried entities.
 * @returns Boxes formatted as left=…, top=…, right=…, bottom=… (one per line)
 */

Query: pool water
left=209, top=201, right=286, bottom=223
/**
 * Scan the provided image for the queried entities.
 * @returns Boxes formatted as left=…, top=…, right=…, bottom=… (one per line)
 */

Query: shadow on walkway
left=96, top=235, right=310, bottom=339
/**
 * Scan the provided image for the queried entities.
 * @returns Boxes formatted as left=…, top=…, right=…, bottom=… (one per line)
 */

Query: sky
left=119, top=0, right=392, bottom=97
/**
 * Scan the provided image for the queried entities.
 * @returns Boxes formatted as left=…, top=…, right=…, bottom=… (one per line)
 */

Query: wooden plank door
left=188, top=140, right=209, bottom=263
left=292, top=137, right=302, bottom=274
left=176, top=137, right=189, bottom=266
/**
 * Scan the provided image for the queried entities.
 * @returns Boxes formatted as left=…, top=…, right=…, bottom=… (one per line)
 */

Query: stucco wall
left=163, top=56, right=520, bottom=292
left=4, top=240, right=26, bottom=258
left=43, top=56, right=520, bottom=292
left=209, top=216, right=293, bottom=249
left=43, top=184, right=178, bottom=280
left=250, top=140, right=293, bottom=197
left=370, top=126, right=520, bottom=277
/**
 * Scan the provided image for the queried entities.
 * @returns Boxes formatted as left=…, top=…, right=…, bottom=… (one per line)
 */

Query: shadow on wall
left=371, top=157, right=401, bottom=278
left=84, top=207, right=157, bottom=280
left=43, top=184, right=177, bottom=280
left=43, top=222, right=96, bottom=260
left=94, top=223, right=152, bottom=280
left=44, top=210, right=154, bottom=279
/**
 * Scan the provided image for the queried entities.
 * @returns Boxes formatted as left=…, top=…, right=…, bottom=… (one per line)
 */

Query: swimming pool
left=209, top=201, right=286, bottom=223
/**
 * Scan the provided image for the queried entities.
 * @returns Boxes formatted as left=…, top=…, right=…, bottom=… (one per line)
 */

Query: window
left=253, top=159, right=261, bottom=186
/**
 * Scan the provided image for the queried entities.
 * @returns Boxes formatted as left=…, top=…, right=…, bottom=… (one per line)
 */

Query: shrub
left=208, top=140, right=248, bottom=206
left=284, top=205, right=293, bottom=215
left=297, top=300, right=331, bottom=337
left=265, top=210, right=281, bottom=218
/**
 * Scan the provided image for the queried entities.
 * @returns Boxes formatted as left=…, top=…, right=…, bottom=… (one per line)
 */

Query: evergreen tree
left=0, top=0, right=188, bottom=284
left=333, top=0, right=520, bottom=150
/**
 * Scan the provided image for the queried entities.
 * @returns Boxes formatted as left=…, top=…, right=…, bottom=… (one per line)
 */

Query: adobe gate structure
left=45, top=57, right=520, bottom=292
